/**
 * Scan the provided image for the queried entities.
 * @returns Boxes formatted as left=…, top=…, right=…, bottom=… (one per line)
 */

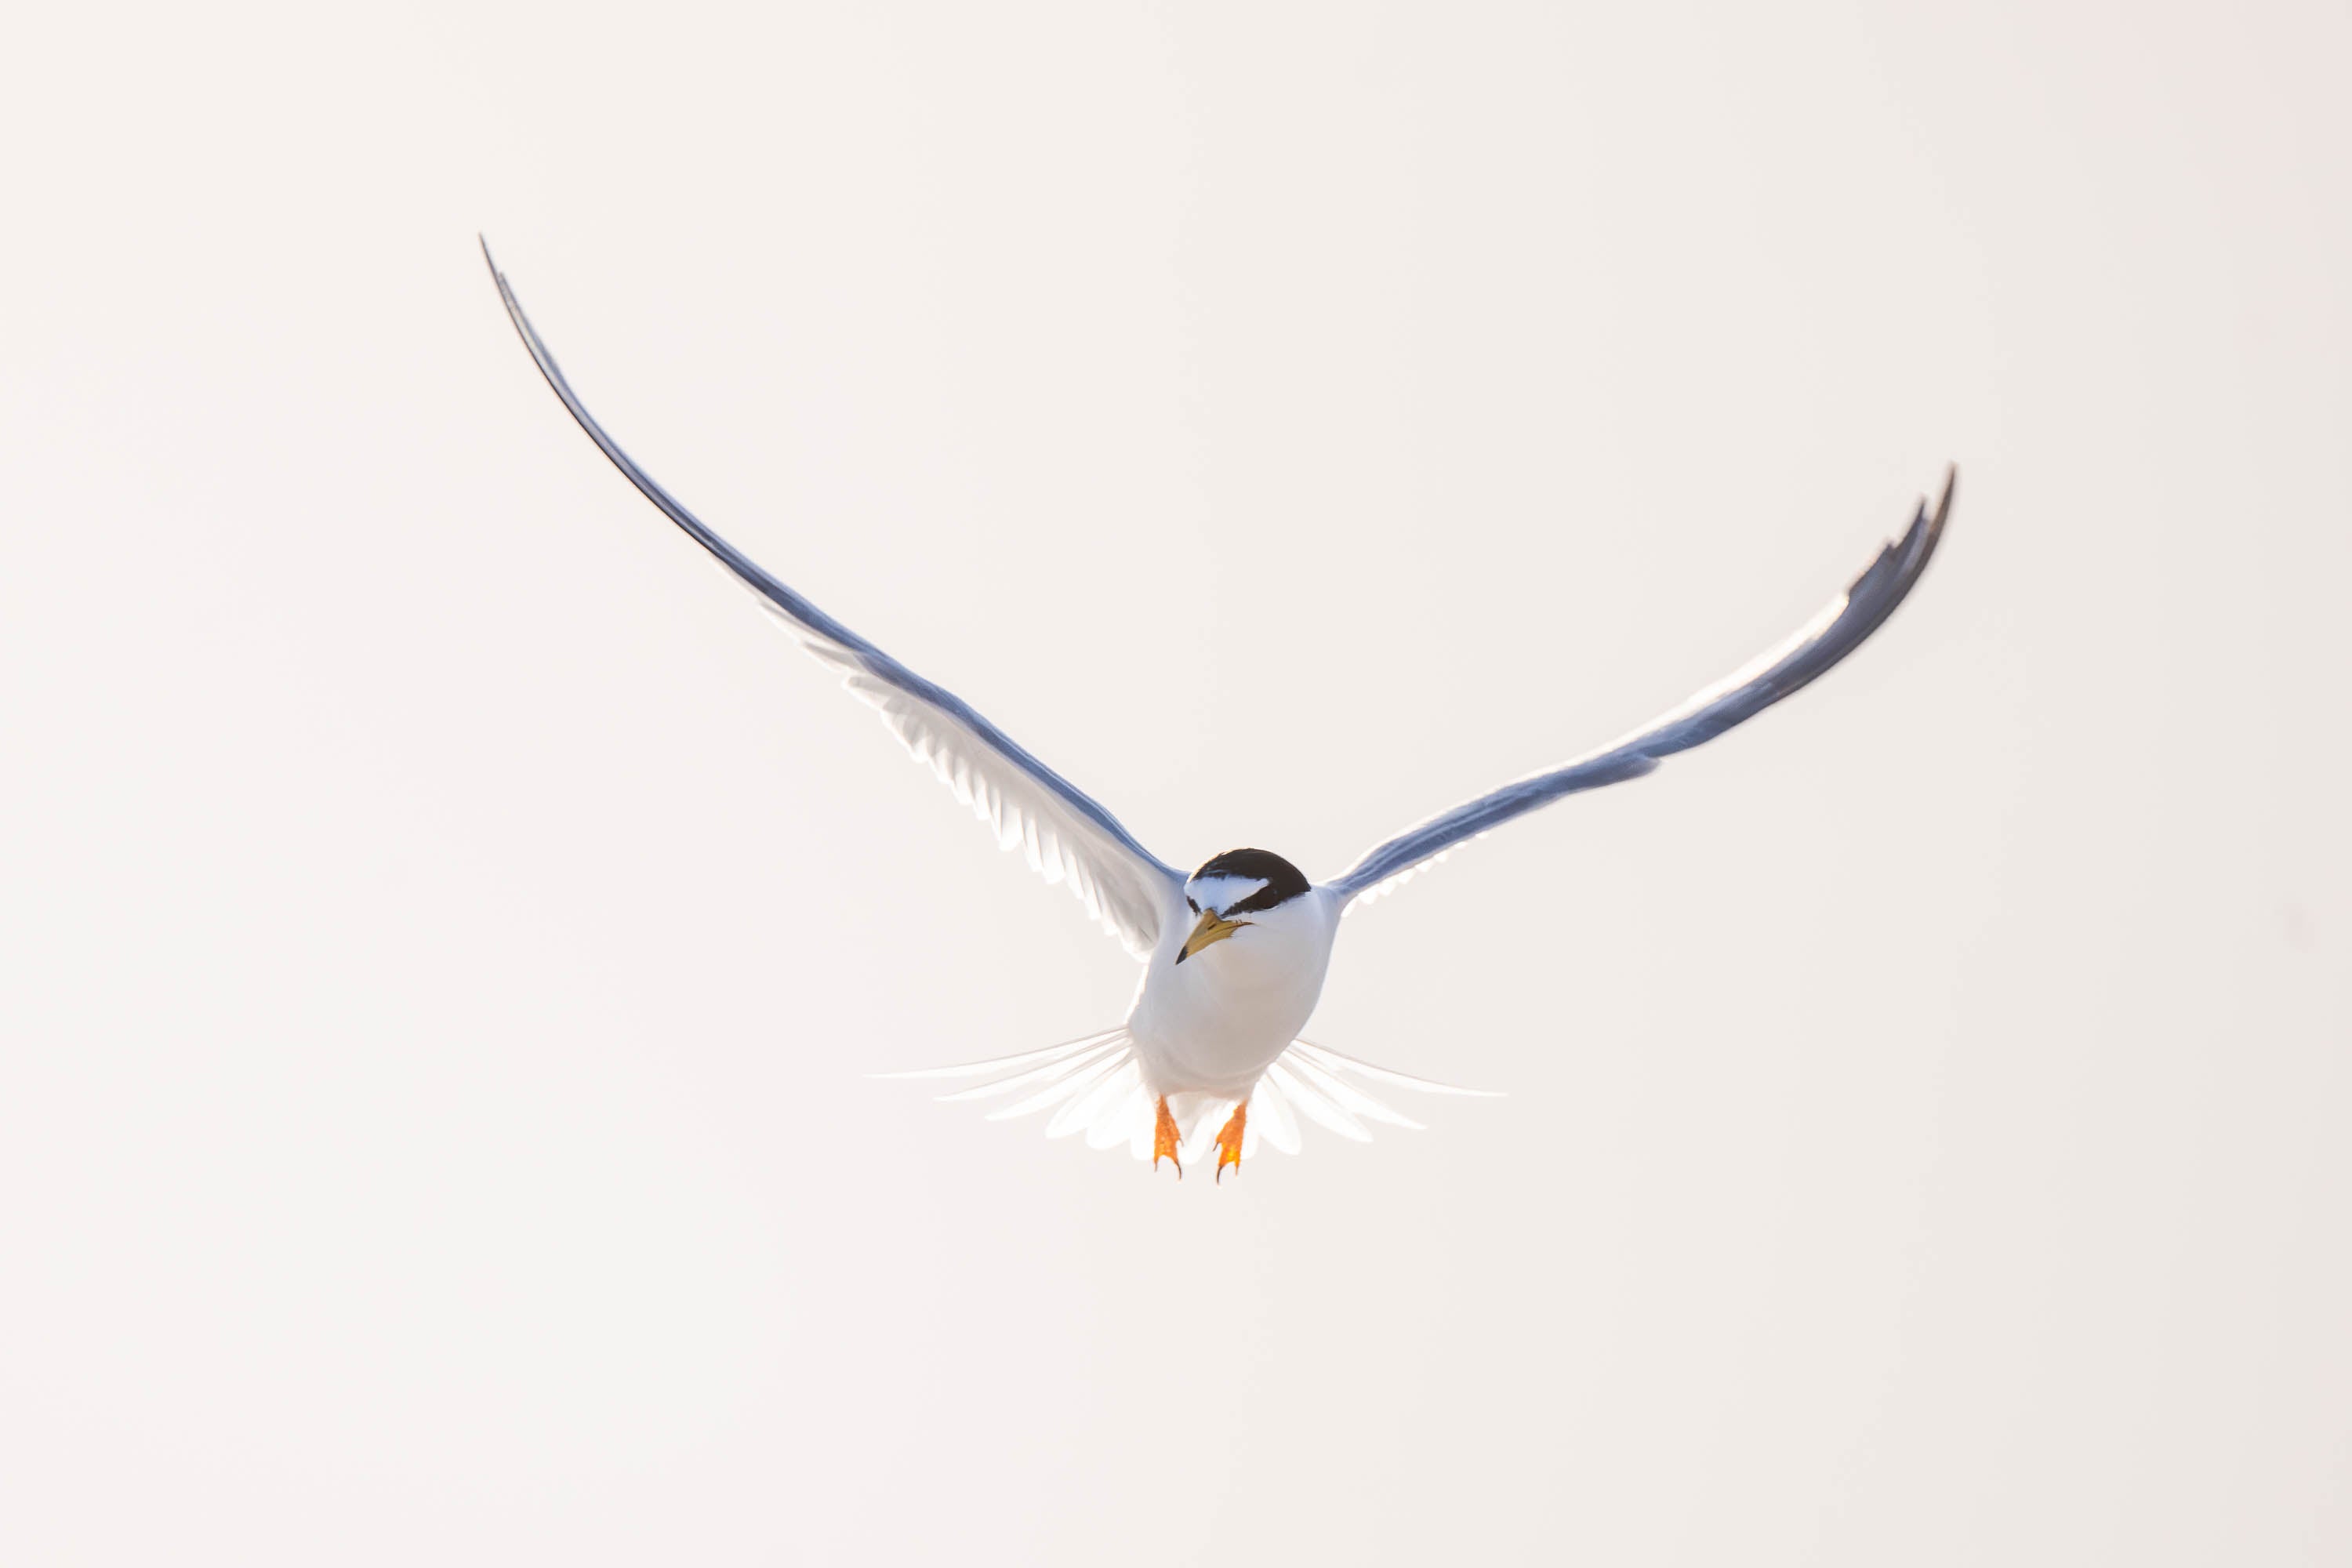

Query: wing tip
left=478, top=232, right=516, bottom=310
left=1906, top=462, right=1959, bottom=574
left=1845, top=460, right=1959, bottom=629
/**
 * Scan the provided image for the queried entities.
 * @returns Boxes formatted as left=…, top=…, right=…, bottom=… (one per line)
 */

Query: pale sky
left=2, top=2, right=2347, bottom=1563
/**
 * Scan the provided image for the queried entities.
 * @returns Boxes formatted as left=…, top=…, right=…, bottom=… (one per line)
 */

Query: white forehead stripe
left=1188, top=875, right=1269, bottom=913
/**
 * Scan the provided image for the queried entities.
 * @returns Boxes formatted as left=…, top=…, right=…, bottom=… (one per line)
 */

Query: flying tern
left=484, top=241, right=1954, bottom=1181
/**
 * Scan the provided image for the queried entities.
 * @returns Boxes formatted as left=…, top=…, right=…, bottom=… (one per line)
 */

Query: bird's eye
left=1186, top=897, right=1198, bottom=913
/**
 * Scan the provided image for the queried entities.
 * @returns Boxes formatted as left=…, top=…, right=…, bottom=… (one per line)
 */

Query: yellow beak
left=1177, top=909, right=1251, bottom=964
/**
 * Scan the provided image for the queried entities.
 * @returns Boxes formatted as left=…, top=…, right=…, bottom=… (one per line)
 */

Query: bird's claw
left=1214, top=1102, right=1247, bottom=1184
left=1153, top=1096, right=1182, bottom=1178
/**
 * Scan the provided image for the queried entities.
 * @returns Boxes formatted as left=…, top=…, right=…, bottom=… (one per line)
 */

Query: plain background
left=3, top=2, right=2347, bottom=1563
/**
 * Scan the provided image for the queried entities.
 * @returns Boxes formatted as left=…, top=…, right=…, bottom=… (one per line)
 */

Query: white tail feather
left=986, top=1051, right=1126, bottom=1120
left=1290, top=1040, right=1503, bottom=1097
left=1267, top=1062, right=1373, bottom=1142
left=1283, top=1053, right=1425, bottom=1130
left=1088, top=1084, right=1149, bottom=1150
left=882, top=1031, right=1499, bottom=1166
left=934, top=1041, right=1123, bottom=1103
left=1049, top=1060, right=1141, bottom=1138
left=871, top=1029, right=1123, bottom=1080
left=1253, top=1076, right=1302, bottom=1155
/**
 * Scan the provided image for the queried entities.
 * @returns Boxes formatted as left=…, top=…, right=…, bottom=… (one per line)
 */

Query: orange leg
left=1153, top=1096, right=1182, bottom=1177
left=1214, top=1101, right=1247, bottom=1183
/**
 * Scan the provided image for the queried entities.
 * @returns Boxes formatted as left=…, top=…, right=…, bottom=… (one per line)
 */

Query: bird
left=482, top=240, right=1955, bottom=1182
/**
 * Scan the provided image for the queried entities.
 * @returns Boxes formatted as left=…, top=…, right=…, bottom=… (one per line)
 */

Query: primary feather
left=482, top=241, right=1185, bottom=956
left=1323, top=470, right=1953, bottom=909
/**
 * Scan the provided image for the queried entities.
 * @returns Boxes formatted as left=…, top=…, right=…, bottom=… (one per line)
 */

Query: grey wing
left=484, top=241, right=1185, bottom=957
left=1324, top=470, right=1955, bottom=909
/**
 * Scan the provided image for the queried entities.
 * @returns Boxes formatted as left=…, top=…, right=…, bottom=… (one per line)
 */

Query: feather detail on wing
left=483, top=241, right=1183, bottom=956
left=1326, top=470, right=1955, bottom=910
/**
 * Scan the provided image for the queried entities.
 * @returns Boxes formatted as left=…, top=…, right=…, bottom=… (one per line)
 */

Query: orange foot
left=1153, top=1096, right=1182, bottom=1178
left=1214, top=1101, right=1247, bottom=1184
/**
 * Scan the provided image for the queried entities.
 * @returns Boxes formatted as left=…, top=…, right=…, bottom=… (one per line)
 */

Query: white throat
left=1126, top=887, right=1340, bottom=1097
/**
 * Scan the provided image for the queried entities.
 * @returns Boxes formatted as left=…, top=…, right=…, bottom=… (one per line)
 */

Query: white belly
left=1125, top=890, right=1338, bottom=1097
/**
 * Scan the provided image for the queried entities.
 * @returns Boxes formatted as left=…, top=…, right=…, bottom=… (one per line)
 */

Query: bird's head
left=1177, top=848, right=1313, bottom=964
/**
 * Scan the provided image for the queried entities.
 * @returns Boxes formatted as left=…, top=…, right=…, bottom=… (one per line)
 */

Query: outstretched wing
left=484, top=241, right=1185, bottom=956
left=1324, top=470, right=1955, bottom=909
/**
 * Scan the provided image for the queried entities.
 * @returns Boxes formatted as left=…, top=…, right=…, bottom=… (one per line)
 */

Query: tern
left=485, top=242, right=1954, bottom=1181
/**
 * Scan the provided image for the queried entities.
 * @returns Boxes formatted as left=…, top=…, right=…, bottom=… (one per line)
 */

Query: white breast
left=1124, top=890, right=1340, bottom=1097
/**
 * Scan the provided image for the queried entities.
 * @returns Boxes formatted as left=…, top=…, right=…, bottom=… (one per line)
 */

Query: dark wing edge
left=1324, top=469, right=1956, bottom=908
left=480, top=238, right=1185, bottom=946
